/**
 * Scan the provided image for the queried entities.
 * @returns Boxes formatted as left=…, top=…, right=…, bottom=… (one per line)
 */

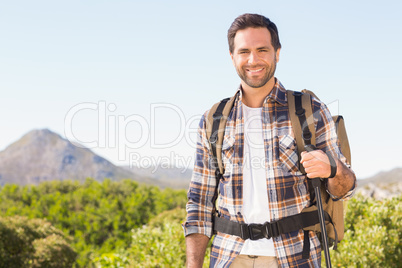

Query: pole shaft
left=312, top=178, right=332, bottom=268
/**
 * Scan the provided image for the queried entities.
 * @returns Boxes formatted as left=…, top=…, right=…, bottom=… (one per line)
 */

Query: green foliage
left=127, top=208, right=188, bottom=267
left=3, top=179, right=400, bottom=268
left=31, top=234, right=78, bottom=268
left=97, top=194, right=401, bottom=268
left=0, top=179, right=187, bottom=267
left=330, top=194, right=402, bottom=267
left=0, top=216, right=77, bottom=268
left=91, top=208, right=211, bottom=268
left=92, top=253, right=130, bottom=268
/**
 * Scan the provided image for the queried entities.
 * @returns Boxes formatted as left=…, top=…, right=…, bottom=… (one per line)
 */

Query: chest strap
left=214, top=210, right=328, bottom=241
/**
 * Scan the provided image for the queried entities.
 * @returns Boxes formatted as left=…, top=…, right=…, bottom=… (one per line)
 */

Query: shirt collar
left=237, top=78, right=288, bottom=106
left=265, top=78, right=287, bottom=106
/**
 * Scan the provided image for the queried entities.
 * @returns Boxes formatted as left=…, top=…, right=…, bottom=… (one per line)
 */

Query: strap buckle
left=240, top=221, right=282, bottom=240
left=248, top=223, right=266, bottom=240
left=242, top=221, right=283, bottom=240
left=266, top=220, right=281, bottom=238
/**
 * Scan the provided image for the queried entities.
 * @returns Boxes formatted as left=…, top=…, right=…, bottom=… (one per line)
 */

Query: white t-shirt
left=239, top=104, right=276, bottom=256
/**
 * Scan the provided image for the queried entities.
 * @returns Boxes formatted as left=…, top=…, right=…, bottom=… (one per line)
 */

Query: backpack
left=206, top=89, right=351, bottom=256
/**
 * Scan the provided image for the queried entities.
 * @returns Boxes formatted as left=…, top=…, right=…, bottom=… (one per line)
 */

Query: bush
left=95, top=195, right=402, bottom=268
left=330, top=194, right=402, bottom=267
left=0, top=179, right=187, bottom=267
left=91, top=208, right=211, bottom=268
left=127, top=208, right=187, bottom=267
left=0, top=216, right=77, bottom=268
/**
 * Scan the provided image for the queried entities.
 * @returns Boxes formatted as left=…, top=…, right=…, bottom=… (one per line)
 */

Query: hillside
left=0, top=129, right=157, bottom=186
left=356, top=167, right=402, bottom=199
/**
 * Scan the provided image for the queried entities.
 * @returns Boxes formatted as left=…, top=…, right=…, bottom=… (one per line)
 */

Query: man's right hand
left=185, top=233, right=210, bottom=268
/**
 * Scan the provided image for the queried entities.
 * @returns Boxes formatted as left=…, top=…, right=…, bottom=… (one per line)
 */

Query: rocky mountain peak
left=0, top=129, right=190, bottom=188
left=0, top=129, right=135, bottom=185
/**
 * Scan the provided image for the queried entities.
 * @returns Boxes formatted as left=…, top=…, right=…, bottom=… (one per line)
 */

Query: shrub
left=0, top=179, right=187, bottom=267
left=330, top=194, right=402, bottom=267
left=0, top=216, right=77, bottom=268
left=91, top=208, right=211, bottom=267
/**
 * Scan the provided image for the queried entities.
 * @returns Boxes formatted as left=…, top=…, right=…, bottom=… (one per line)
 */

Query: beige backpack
left=206, top=89, right=351, bottom=256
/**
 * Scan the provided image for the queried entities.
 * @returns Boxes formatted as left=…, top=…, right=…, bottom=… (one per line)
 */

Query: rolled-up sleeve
left=314, top=100, right=356, bottom=201
left=182, top=113, right=218, bottom=238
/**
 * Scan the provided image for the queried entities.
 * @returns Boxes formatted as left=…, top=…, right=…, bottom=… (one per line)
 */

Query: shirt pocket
left=279, top=134, right=301, bottom=175
left=221, top=133, right=235, bottom=176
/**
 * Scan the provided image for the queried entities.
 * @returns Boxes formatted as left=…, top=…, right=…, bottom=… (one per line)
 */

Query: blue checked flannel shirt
left=183, top=79, right=355, bottom=267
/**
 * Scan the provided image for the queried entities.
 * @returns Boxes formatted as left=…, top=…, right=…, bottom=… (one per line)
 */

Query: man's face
left=230, top=27, right=280, bottom=89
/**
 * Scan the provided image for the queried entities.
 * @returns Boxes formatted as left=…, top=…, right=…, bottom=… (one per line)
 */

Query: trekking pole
left=305, top=145, right=332, bottom=268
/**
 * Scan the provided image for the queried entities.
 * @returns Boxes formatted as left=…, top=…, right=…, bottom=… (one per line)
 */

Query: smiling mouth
left=247, top=68, right=264, bottom=73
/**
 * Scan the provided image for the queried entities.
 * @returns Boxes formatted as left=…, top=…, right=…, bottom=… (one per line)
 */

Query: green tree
left=0, top=216, right=77, bottom=268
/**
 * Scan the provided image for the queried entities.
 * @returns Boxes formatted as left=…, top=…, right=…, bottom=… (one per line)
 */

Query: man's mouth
left=247, top=68, right=264, bottom=73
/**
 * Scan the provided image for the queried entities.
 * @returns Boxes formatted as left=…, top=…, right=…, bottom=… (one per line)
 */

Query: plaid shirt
left=183, top=79, right=355, bottom=267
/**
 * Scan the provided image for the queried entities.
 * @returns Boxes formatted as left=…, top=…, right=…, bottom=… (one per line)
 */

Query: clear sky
left=1, top=0, right=401, bottom=179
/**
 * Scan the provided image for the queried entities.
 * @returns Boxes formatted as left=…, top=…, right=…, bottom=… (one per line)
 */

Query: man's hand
left=300, top=149, right=356, bottom=198
left=300, top=150, right=332, bottom=179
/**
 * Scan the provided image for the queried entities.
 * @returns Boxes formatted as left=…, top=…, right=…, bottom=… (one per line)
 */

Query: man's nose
left=248, top=51, right=260, bottom=65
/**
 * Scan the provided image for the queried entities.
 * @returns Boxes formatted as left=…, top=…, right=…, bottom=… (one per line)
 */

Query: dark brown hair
left=228, top=13, right=281, bottom=53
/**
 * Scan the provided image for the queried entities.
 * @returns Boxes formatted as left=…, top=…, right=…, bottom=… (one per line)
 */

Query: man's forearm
left=186, top=233, right=210, bottom=268
left=327, top=159, right=356, bottom=198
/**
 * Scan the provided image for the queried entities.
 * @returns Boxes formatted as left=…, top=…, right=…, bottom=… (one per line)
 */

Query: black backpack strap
left=302, top=230, right=311, bottom=259
left=206, top=93, right=237, bottom=176
left=288, top=91, right=316, bottom=200
left=288, top=90, right=321, bottom=259
left=287, top=90, right=316, bottom=174
left=213, top=210, right=331, bottom=241
left=206, top=93, right=237, bottom=219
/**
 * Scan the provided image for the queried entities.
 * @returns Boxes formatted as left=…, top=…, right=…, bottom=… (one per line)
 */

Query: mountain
left=357, top=167, right=402, bottom=186
left=356, top=167, right=402, bottom=199
left=0, top=129, right=153, bottom=186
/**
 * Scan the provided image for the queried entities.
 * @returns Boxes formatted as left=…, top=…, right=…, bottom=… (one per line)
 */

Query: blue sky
left=1, top=0, right=401, bottom=179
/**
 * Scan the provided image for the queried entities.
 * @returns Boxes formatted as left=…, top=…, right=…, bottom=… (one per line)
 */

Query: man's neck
left=240, top=78, right=276, bottom=108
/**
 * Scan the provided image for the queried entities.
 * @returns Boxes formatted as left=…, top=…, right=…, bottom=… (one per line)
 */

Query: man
left=183, top=13, right=356, bottom=267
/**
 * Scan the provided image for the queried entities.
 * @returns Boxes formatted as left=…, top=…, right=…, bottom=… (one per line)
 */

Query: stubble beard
left=236, top=56, right=277, bottom=89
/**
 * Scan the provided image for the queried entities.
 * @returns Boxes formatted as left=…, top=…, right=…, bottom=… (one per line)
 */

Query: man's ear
left=275, top=48, right=281, bottom=63
left=230, top=51, right=235, bottom=66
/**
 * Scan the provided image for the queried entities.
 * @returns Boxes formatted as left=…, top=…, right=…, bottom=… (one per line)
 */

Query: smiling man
left=183, top=13, right=356, bottom=268
left=230, top=26, right=280, bottom=108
